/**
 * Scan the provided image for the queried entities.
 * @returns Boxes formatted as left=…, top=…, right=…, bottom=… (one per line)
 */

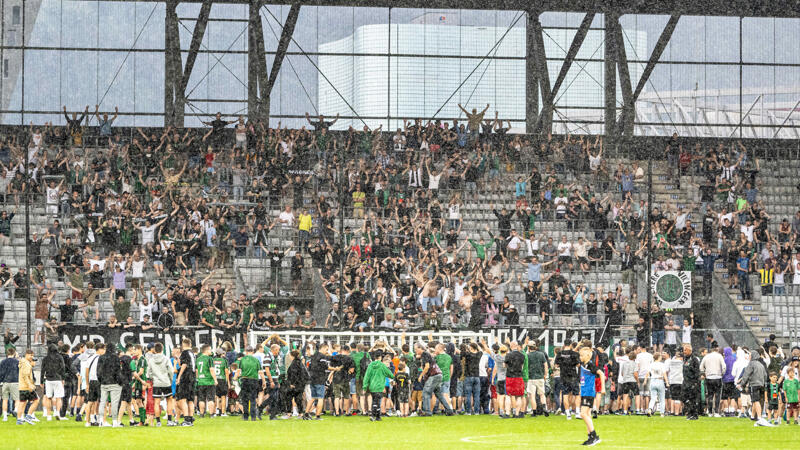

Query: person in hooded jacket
left=285, top=349, right=308, bottom=417
left=41, top=343, right=65, bottom=421
left=145, top=342, right=175, bottom=426
left=96, top=344, right=123, bottom=427
left=721, top=347, right=739, bottom=416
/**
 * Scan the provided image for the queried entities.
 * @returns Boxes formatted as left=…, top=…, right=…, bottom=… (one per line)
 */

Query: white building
left=318, top=13, right=648, bottom=130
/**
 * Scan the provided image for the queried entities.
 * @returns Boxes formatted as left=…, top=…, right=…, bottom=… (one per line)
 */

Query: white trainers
left=2, top=415, right=7, bottom=422
left=46, top=416, right=52, bottom=421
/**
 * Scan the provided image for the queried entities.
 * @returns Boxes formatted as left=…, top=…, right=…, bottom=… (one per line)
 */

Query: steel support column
left=248, top=0, right=268, bottom=120
left=615, top=15, right=679, bottom=135
left=525, top=10, right=539, bottom=133
left=604, top=13, right=617, bottom=136
left=529, top=14, right=551, bottom=134
left=534, top=12, right=594, bottom=134
left=164, top=0, right=212, bottom=127
left=263, top=3, right=301, bottom=122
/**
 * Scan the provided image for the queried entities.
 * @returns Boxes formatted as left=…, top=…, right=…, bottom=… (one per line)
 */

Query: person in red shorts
left=503, top=341, right=526, bottom=418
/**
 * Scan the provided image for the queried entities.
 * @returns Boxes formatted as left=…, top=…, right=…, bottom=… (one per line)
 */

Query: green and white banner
left=651, top=270, right=692, bottom=309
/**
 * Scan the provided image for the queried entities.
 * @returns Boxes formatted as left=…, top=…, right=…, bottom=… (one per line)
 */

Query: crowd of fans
left=0, top=104, right=798, bottom=353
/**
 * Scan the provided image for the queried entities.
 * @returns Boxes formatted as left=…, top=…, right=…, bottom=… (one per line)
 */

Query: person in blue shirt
left=736, top=250, right=752, bottom=300
left=578, top=346, right=604, bottom=446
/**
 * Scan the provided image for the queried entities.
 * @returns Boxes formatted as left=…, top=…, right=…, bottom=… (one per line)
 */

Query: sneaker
left=75, top=414, right=82, bottom=422
left=167, top=421, right=178, bottom=427
left=47, top=416, right=52, bottom=421
left=29, top=415, right=39, bottom=423
left=181, top=421, right=194, bottom=426
left=101, top=422, right=112, bottom=427
left=714, top=413, right=721, bottom=418
left=84, top=422, right=91, bottom=427
left=156, top=422, right=161, bottom=427
left=582, top=435, right=601, bottom=446
left=2, top=415, right=7, bottom=422
left=113, top=423, right=123, bottom=428
left=16, top=419, right=25, bottom=425
left=566, top=411, right=572, bottom=420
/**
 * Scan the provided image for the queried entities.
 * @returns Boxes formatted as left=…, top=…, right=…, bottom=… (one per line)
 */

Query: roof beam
left=534, top=12, right=594, bottom=134
left=180, top=0, right=213, bottom=94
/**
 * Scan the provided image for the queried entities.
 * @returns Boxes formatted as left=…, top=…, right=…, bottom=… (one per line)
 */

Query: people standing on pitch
left=363, top=354, right=395, bottom=421
left=96, top=344, right=123, bottom=427
left=737, top=347, right=773, bottom=427
left=175, top=338, right=196, bottom=426
left=16, top=349, right=39, bottom=425
left=578, top=345, right=604, bottom=446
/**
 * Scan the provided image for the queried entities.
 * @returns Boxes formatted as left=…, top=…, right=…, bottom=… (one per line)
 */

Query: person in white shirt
left=666, top=352, right=684, bottom=415
left=557, top=235, right=572, bottom=267
left=681, top=313, right=693, bottom=345
left=45, top=179, right=64, bottom=217
left=139, top=211, right=173, bottom=246
left=278, top=205, right=295, bottom=240
left=646, top=352, right=669, bottom=416
left=506, top=230, right=523, bottom=260
left=699, top=346, right=726, bottom=417
left=634, top=347, right=654, bottom=413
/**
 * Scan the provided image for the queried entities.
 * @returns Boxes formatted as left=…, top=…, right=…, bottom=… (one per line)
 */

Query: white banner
left=651, top=270, right=692, bottom=309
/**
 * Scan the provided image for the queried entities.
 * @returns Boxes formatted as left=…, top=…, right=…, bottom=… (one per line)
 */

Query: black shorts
left=216, top=382, right=229, bottom=398
left=153, top=386, right=173, bottom=398
left=397, top=387, right=410, bottom=403
left=197, top=384, right=216, bottom=402
left=79, top=389, right=87, bottom=398
left=176, top=380, right=195, bottom=401
left=563, top=379, right=580, bottom=396
left=768, top=401, right=780, bottom=411
left=19, top=390, right=38, bottom=402
left=87, top=381, right=101, bottom=402
left=669, top=384, right=682, bottom=400
left=750, top=386, right=765, bottom=403
left=623, top=382, right=637, bottom=397
left=121, top=385, right=132, bottom=403
left=496, top=380, right=506, bottom=396
left=580, top=396, right=595, bottom=408
left=721, top=382, right=739, bottom=399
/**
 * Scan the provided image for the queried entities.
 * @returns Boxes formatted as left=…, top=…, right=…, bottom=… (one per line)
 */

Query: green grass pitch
left=2, top=413, right=797, bottom=448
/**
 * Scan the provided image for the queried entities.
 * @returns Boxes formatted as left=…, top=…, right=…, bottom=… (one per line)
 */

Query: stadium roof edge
left=76, top=0, right=800, bottom=19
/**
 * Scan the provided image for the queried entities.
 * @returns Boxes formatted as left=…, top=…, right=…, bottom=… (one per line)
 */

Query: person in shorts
left=395, top=362, right=411, bottom=417
left=17, top=349, right=39, bottom=425
left=766, top=372, right=781, bottom=424
left=411, top=375, right=424, bottom=414
left=1, top=348, right=20, bottom=422
left=782, top=363, right=799, bottom=424
left=578, top=346, right=604, bottom=446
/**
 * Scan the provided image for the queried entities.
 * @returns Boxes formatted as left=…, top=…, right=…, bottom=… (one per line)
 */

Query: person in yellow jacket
left=17, top=349, right=39, bottom=425
left=297, top=208, right=313, bottom=253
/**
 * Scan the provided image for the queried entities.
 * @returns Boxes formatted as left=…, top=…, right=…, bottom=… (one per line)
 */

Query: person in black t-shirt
left=503, top=341, right=526, bottom=418
left=555, top=341, right=580, bottom=418
left=330, top=344, right=354, bottom=416
left=461, top=342, right=483, bottom=415
left=305, top=343, right=331, bottom=420
left=175, top=338, right=196, bottom=426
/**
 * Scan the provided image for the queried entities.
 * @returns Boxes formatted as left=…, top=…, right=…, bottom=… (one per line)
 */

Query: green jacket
left=362, top=360, right=393, bottom=393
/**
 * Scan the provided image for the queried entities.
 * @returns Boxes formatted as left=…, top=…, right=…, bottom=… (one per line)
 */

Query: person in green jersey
left=526, top=340, right=550, bottom=416
left=238, top=299, right=255, bottom=340
left=131, top=344, right=148, bottom=425
left=362, top=354, right=394, bottom=421
left=783, top=363, right=799, bottom=425
left=234, top=345, right=265, bottom=421
left=434, top=343, right=453, bottom=411
left=212, top=348, right=230, bottom=416
left=350, top=343, right=370, bottom=414
left=468, top=228, right=495, bottom=260
left=195, top=344, right=218, bottom=418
